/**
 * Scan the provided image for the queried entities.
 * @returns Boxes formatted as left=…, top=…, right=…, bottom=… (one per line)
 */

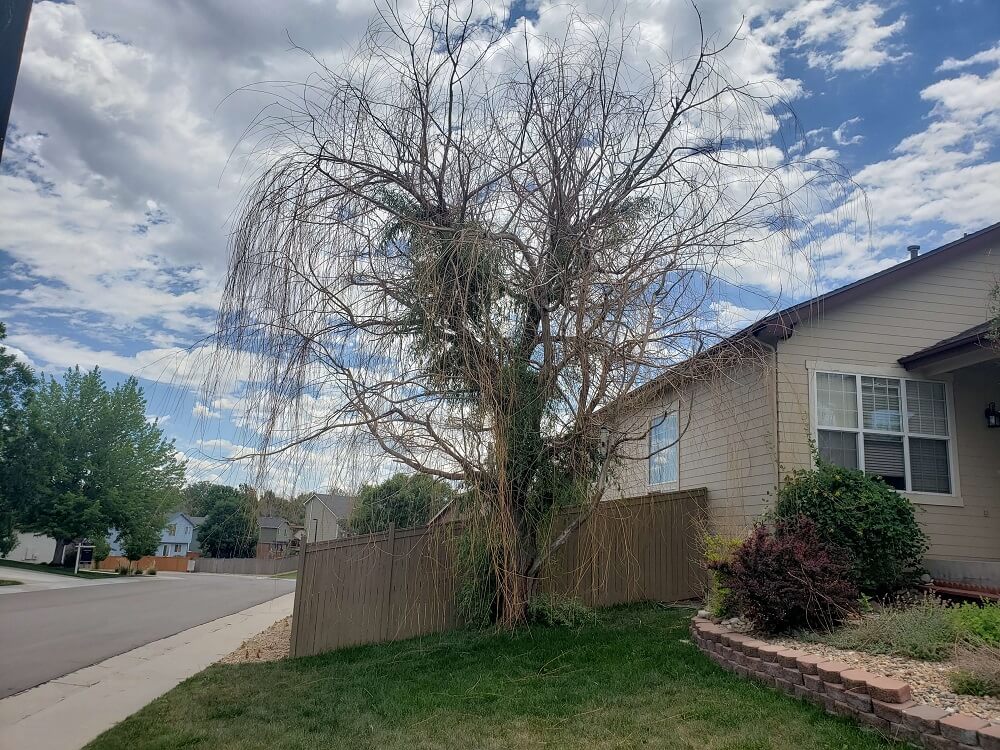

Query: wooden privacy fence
left=194, top=556, right=298, bottom=575
left=291, top=487, right=707, bottom=657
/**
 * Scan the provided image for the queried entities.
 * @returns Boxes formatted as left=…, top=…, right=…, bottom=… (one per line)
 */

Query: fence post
left=289, top=538, right=309, bottom=657
left=380, top=523, right=396, bottom=642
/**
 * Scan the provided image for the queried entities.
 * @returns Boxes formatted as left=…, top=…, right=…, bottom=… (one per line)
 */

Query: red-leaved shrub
left=711, top=516, right=858, bottom=633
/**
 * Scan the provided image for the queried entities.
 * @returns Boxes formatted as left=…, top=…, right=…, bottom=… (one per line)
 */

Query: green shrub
left=702, top=533, right=743, bottom=618
left=810, top=595, right=960, bottom=661
left=526, top=594, right=595, bottom=628
left=116, top=564, right=130, bottom=575
left=144, top=567, right=157, bottom=576
left=774, top=460, right=928, bottom=595
left=949, top=644, right=1000, bottom=696
left=951, top=601, right=1000, bottom=646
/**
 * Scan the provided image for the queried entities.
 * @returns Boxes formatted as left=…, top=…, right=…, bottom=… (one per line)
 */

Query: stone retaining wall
left=690, top=617, right=1000, bottom=749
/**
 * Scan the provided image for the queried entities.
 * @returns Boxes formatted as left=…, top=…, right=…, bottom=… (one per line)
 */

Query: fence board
left=291, top=488, right=706, bottom=657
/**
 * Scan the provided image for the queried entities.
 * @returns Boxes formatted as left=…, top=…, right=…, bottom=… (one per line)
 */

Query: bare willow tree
left=217, top=0, right=845, bottom=624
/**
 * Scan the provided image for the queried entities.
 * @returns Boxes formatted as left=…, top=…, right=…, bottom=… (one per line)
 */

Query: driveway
left=0, top=572, right=295, bottom=698
left=0, top=566, right=123, bottom=594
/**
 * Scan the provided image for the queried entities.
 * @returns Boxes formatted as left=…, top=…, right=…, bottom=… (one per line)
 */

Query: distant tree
left=0, top=322, right=35, bottom=556
left=256, top=488, right=305, bottom=525
left=197, top=492, right=258, bottom=558
left=180, top=481, right=242, bottom=517
left=92, top=535, right=111, bottom=564
left=118, top=516, right=163, bottom=571
left=15, top=367, right=185, bottom=565
left=350, top=473, right=453, bottom=535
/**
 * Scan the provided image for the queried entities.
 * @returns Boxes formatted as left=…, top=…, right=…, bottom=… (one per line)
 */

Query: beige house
left=303, top=492, right=357, bottom=543
left=611, top=223, right=1000, bottom=587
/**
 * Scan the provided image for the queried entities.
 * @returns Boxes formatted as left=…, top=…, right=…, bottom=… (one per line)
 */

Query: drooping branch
left=213, top=0, right=854, bottom=625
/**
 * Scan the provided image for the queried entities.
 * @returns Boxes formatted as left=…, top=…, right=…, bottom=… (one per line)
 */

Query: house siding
left=610, top=357, right=778, bottom=534
left=304, top=498, right=343, bottom=543
left=774, top=239, right=1000, bottom=562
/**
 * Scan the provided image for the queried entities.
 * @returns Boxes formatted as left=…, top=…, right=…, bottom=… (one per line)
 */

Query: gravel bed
left=219, top=616, right=291, bottom=664
left=762, top=633, right=1000, bottom=721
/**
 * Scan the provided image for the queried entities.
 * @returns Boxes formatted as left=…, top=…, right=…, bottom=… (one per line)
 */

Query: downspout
left=758, top=339, right=781, bottom=507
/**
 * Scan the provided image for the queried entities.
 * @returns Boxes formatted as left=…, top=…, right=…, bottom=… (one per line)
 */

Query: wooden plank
left=291, top=487, right=708, bottom=658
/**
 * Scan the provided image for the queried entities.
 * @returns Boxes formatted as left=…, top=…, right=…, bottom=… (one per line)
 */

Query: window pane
left=816, top=373, right=858, bottom=428
left=910, top=438, right=951, bottom=493
left=861, top=376, right=902, bottom=432
left=818, top=429, right=858, bottom=469
left=863, top=433, right=905, bottom=490
left=649, top=411, right=678, bottom=485
left=906, top=380, right=949, bottom=436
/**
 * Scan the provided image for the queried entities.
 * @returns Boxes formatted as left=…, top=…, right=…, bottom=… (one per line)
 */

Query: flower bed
left=691, top=617, right=1000, bottom=749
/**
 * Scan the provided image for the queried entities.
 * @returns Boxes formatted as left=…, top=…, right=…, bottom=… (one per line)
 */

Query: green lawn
left=0, top=557, right=105, bottom=579
left=87, top=604, right=902, bottom=750
left=271, top=570, right=297, bottom=579
left=0, top=578, right=21, bottom=585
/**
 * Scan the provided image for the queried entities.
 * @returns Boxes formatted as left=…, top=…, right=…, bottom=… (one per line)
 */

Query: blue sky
left=2, top=0, right=999, bottom=492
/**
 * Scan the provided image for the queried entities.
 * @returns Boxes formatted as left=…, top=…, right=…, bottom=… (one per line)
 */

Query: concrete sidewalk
left=0, top=592, right=294, bottom=750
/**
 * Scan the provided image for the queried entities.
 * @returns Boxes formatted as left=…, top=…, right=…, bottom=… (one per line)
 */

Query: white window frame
left=808, top=363, right=961, bottom=507
left=648, top=402, right=680, bottom=489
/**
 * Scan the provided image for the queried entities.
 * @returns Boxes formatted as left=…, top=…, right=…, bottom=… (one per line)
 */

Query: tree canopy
left=197, top=491, right=258, bottom=558
left=350, top=473, right=453, bottom=534
left=216, top=1, right=848, bottom=623
left=13, top=366, right=184, bottom=564
left=0, top=322, right=34, bottom=555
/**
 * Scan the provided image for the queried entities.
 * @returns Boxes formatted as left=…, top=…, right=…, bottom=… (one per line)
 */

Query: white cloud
left=192, top=402, right=221, bottom=419
left=755, top=0, right=907, bottom=72
left=938, top=43, right=1000, bottom=72
left=832, top=117, right=864, bottom=145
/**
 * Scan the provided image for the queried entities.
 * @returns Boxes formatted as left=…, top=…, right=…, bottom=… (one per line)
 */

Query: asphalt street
left=0, top=571, right=294, bottom=698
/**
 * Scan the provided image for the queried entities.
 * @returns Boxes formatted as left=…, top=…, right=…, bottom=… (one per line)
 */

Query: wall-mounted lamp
left=986, top=402, right=1000, bottom=429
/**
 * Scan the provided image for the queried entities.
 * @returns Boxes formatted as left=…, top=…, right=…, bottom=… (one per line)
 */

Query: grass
left=87, top=604, right=902, bottom=750
left=271, top=570, right=297, bottom=579
left=0, top=578, right=21, bottom=585
left=0, top=557, right=105, bottom=579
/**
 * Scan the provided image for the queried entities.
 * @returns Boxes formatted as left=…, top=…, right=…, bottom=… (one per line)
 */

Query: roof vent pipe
left=907, top=244, right=920, bottom=260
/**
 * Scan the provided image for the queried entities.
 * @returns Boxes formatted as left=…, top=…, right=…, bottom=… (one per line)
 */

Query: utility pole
left=0, top=0, right=31, bottom=162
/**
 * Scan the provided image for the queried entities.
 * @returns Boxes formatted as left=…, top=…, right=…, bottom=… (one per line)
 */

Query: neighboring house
left=303, top=493, right=357, bottom=543
left=1, top=533, right=56, bottom=563
left=256, top=516, right=292, bottom=558
left=188, top=516, right=207, bottom=555
left=108, top=511, right=198, bottom=558
left=610, top=223, right=1000, bottom=588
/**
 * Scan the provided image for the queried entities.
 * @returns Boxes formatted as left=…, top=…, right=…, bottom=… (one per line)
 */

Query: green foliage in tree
left=180, top=481, right=242, bottom=517
left=92, top=535, right=111, bottom=563
left=0, top=322, right=35, bottom=556
left=774, top=459, right=929, bottom=596
left=241, top=485, right=304, bottom=525
left=14, top=367, right=185, bottom=564
left=197, top=492, right=258, bottom=558
left=119, top=517, right=163, bottom=563
left=350, top=473, right=453, bottom=534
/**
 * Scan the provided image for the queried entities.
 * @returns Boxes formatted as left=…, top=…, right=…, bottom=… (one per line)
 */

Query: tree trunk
left=51, top=538, right=68, bottom=566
